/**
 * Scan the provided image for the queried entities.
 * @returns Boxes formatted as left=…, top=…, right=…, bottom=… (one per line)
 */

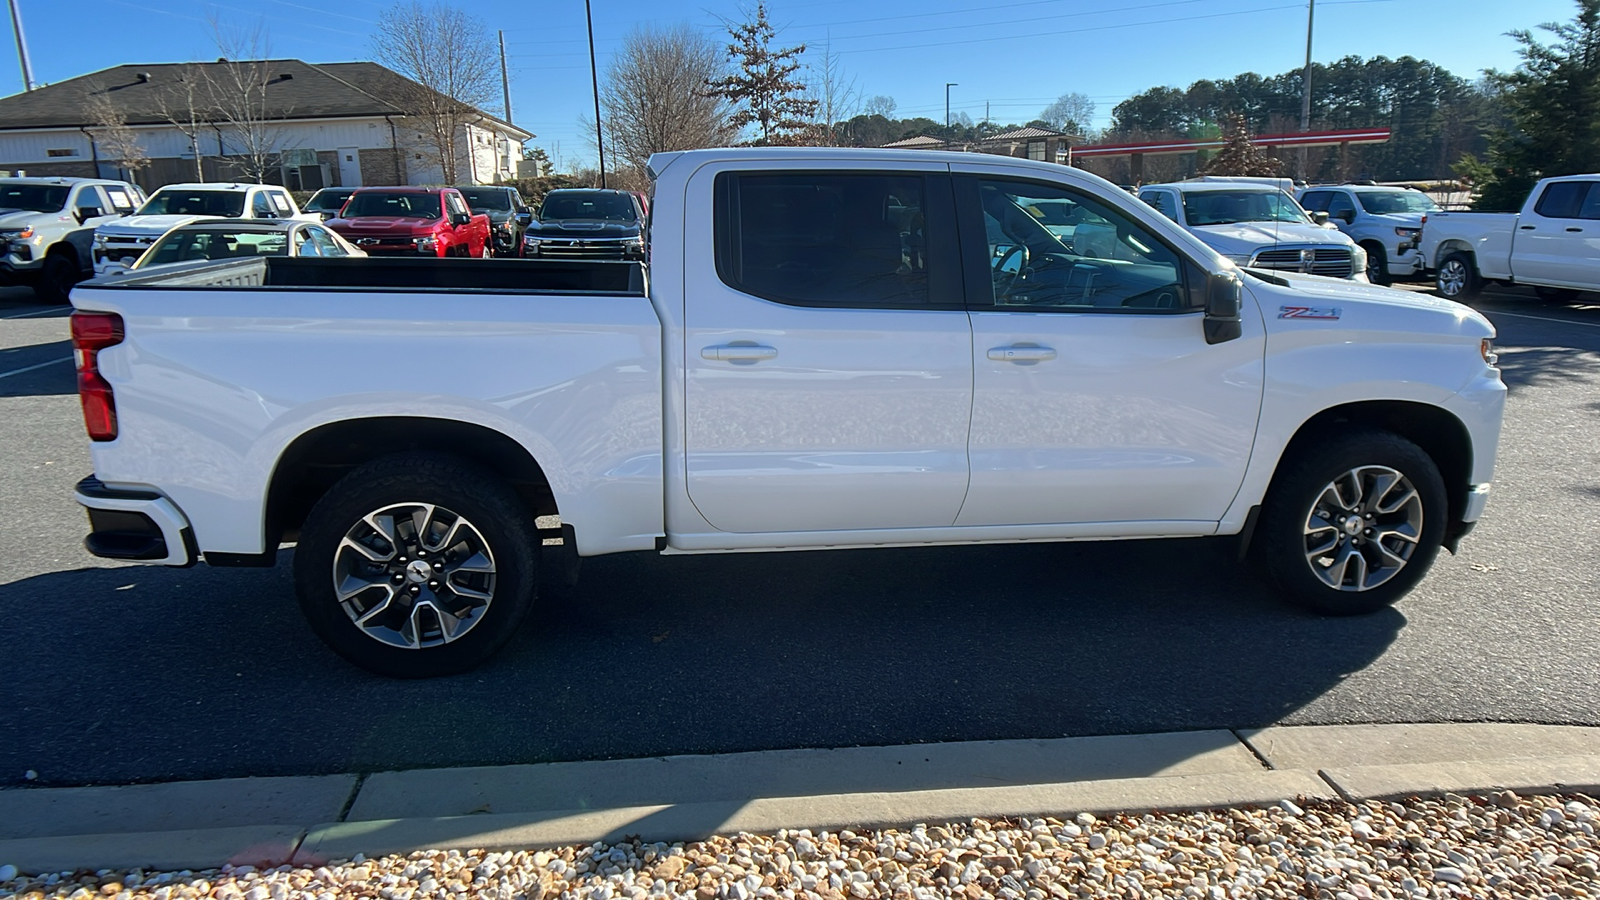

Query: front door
left=682, top=164, right=974, bottom=534
left=337, top=147, right=362, bottom=188
left=951, top=169, right=1264, bottom=528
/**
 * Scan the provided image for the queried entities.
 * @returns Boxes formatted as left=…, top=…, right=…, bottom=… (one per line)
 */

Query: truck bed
left=85, top=256, right=648, bottom=295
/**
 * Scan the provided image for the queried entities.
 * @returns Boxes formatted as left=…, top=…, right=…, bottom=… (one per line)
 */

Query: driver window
left=975, top=179, right=1185, bottom=312
left=1326, top=192, right=1357, bottom=219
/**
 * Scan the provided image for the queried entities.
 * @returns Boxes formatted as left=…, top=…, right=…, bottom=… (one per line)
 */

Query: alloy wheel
left=1438, top=259, right=1467, bottom=297
left=332, top=502, right=497, bottom=649
left=1302, top=465, right=1424, bottom=592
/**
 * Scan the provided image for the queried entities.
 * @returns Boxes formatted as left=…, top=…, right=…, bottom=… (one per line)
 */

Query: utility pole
left=498, top=30, right=512, bottom=124
left=1298, top=0, right=1315, bottom=177
left=585, top=0, right=605, bottom=188
left=7, top=0, right=34, bottom=92
left=945, top=82, right=958, bottom=128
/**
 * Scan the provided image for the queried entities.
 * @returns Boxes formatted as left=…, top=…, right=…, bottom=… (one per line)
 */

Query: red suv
left=327, top=187, right=492, bottom=257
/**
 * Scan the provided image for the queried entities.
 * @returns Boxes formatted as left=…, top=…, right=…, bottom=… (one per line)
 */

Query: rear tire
left=1435, top=251, right=1480, bottom=299
left=1254, top=430, right=1447, bottom=616
left=293, top=453, right=538, bottom=677
left=1362, top=242, right=1390, bottom=286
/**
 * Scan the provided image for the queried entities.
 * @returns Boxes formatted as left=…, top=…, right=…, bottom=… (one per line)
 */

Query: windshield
left=305, top=190, right=353, bottom=212
left=136, top=229, right=289, bottom=267
left=341, top=192, right=442, bottom=219
left=1356, top=191, right=1439, bottom=215
left=0, top=183, right=70, bottom=213
left=1182, top=190, right=1309, bottom=226
left=137, top=190, right=248, bottom=218
left=458, top=189, right=512, bottom=211
left=540, top=192, right=636, bottom=222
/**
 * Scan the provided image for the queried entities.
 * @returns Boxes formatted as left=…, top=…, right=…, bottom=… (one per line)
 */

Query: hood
left=1359, top=211, right=1426, bottom=229
left=0, top=209, right=44, bottom=229
left=1248, top=269, right=1495, bottom=339
left=527, top=219, right=639, bottom=239
left=329, top=216, right=442, bottom=236
left=1191, top=221, right=1353, bottom=257
left=98, top=214, right=207, bottom=236
left=474, top=208, right=515, bottom=226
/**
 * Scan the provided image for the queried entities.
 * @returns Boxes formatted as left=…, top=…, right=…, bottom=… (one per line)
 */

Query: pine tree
left=1202, top=112, right=1281, bottom=176
left=704, top=3, right=818, bottom=146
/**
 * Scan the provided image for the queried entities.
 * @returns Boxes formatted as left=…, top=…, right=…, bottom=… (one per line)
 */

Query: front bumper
left=74, top=476, right=197, bottom=567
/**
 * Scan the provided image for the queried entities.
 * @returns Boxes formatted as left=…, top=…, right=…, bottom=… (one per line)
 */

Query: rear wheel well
left=1432, top=240, right=1473, bottom=269
left=265, top=417, right=556, bottom=547
left=1273, top=400, right=1473, bottom=529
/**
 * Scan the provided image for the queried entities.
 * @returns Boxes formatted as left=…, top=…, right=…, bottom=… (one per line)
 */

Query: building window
left=47, top=148, right=79, bottom=158
left=1026, top=141, right=1045, bottom=161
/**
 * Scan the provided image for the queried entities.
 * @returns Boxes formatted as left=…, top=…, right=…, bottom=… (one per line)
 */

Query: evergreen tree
left=704, top=3, right=818, bottom=146
left=1475, top=0, right=1600, bottom=209
left=1202, top=113, right=1281, bottom=176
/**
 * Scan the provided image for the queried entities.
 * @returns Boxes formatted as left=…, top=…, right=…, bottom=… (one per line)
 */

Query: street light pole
left=1298, top=0, right=1315, bottom=177
left=945, top=83, right=958, bottom=128
left=7, top=0, right=35, bottom=92
left=585, top=0, right=605, bottom=188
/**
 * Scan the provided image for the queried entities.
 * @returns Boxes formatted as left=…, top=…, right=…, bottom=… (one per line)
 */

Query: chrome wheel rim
left=332, top=502, right=496, bottom=649
left=1439, top=260, right=1466, bottom=296
left=1302, top=465, right=1423, bottom=592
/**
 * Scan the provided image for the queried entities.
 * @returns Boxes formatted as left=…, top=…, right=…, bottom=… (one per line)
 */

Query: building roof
left=982, top=126, right=1074, bottom=142
left=881, top=135, right=947, bottom=149
left=0, top=60, right=529, bottom=139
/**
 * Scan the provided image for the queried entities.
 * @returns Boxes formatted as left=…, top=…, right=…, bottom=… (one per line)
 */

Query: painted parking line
left=0, top=356, right=72, bottom=379
left=0, top=307, right=62, bottom=319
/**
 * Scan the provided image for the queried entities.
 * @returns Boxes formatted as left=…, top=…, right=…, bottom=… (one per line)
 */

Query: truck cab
left=0, top=177, right=143, bottom=302
left=1420, top=174, right=1600, bottom=301
left=1297, top=184, right=1436, bottom=285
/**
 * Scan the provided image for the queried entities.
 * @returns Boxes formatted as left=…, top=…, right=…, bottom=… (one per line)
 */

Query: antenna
left=7, top=0, right=35, bottom=91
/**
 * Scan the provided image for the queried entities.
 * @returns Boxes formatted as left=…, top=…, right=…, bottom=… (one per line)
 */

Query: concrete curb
left=3, top=723, right=1599, bottom=875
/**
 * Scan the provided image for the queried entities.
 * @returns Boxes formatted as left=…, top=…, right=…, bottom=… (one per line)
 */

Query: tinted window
left=715, top=172, right=934, bottom=308
left=307, top=226, right=346, bottom=257
left=540, top=191, right=637, bottom=222
left=1139, top=190, right=1178, bottom=221
left=74, top=185, right=106, bottom=213
left=974, top=178, right=1185, bottom=312
left=139, top=189, right=248, bottom=217
left=1356, top=191, right=1438, bottom=214
left=343, top=192, right=442, bottom=219
left=0, top=183, right=70, bottom=212
left=1325, top=192, right=1357, bottom=219
left=1182, top=190, right=1309, bottom=225
left=458, top=188, right=512, bottom=210
left=1535, top=181, right=1593, bottom=219
left=139, top=229, right=289, bottom=267
left=305, top=190, right=353, bottom=213
left=251, top=193, right=274, bottom=218
left=1298, top=191, right=1332, bottom=213
left=1581, top=186, right=1600, bottom=221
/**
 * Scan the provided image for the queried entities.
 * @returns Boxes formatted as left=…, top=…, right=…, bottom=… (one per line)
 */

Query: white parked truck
left=0, top=177, right=144, bottom=302
left=92, top=182, right=317, bottom=276
left=68, top=148, right=1506, bottom=677
left=1139, top=180, right=1366, bottom=280
left=1419, top=173, right=1600, bottom=301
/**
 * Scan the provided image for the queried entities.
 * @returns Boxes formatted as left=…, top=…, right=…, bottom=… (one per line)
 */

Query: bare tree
left=82, top=84, right=150, bottom=181
left=203, top=20, right=295, bottom=183
left=803, top=41, right=859, bottom=145
left=599, top=24, right=737, bottom=182
left=1038, top=92, right=1096, bottom=137
left=704, top=2, right=816, bottom=146
left=863, top=95, right=897, bottom=118
left=153, top=65, right=210, bottom=181
left=373, top=1, right=498, bottom=184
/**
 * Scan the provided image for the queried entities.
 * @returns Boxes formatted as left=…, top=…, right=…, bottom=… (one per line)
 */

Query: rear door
left=1514, top=179, right=1600, bottom=287
left=681, top=162, right=974, bottom=534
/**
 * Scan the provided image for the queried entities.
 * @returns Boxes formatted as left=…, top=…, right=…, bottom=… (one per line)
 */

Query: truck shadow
left=0, top=536, right=1402, bottom=790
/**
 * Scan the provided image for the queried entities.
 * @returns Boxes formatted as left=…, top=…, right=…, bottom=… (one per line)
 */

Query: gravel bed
left=2, top=791, right=1596, bottom=900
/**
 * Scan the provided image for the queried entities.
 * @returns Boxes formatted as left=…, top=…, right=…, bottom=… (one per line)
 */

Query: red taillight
left=70, top=311, right=124, bottom=442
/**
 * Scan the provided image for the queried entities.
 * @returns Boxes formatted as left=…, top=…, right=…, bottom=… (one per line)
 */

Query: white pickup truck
left=68, top=148, right=1506, bottom=677
left=1420, top=173, right=1600, bottom=301
left=92, top=182, right=317, bottom=276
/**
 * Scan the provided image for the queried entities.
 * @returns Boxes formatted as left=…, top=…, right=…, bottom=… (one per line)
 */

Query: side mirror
left=1335, top=209, right=1356, bottom=224
left=515, top=211, right=533, bottom=226
left=451, top=213, right=471, bottom=226
left=1204, top=270, right=1243, bottom=345
left=1311, top=210, right=1330, bottom=226
left=76, top=206, right=103, bottom=224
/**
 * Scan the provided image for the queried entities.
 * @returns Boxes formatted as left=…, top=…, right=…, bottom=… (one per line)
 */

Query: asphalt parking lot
left=1, top=282, right=1597, bottom=789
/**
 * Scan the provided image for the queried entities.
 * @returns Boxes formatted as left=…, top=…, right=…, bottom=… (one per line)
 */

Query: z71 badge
left=1278, top=306, right=1342, bottom=320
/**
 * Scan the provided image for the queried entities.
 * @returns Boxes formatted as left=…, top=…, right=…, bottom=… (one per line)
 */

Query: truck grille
left=1249, top=247, right=1354, bottom=278
left=94, top=236, right=159, bottom=269
left=532, top=239, right=632, bottom=260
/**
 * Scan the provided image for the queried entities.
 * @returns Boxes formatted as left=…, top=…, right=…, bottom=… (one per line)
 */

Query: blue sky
left=2, top=0, right=1569, bottom=170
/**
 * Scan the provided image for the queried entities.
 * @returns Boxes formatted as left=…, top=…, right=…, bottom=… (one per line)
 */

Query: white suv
left=0, top=177, right=144, bottom=302
left=1297, top=184, right=1438, bottom=285
left=93, top=183, right=315, bottom=275
left=1139, top=180, right=1366, bottom=280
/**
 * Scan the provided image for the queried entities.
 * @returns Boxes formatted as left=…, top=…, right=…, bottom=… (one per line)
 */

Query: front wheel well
left=1271, top=400, right=1473, bottom=530
left=264, top=417, right=556, bottom=547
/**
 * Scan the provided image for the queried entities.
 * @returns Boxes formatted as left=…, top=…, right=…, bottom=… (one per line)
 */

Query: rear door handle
left=1520, top=225, right=1537, bottom=230
left=1567, top=227, right=1584, bottom=233
left=702, top=343, right=778, bottom=361
left=987, top=345, right=1057, bottom=362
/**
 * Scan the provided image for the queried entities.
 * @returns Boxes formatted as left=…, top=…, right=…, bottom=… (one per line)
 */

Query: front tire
left=293, top=453, right=538, bottom=677
left=1254, top=431, right=1447, bottom=616
left=35, top=253, right=80, bottom=304
left=1362, top=242, right=1390, bottom=286
left=1435, top=251, right=1480, bottom=299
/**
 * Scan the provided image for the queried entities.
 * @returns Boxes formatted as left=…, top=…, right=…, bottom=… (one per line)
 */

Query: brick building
left=0, top=60, right=531, bottom=191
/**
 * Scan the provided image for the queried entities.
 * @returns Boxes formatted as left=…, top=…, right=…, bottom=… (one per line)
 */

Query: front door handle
left=1567, top=227, right=1584, bottom=233
left=987, top=345, right=1057, bottom=362
left=702, top=343, right=778, bottom=361
left=1520, top=225, right=1537, bottom=230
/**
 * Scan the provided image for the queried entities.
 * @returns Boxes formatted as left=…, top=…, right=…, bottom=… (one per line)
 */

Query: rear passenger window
left=1299, top=191, right=1331, bottom=212
left=714, top=172, right=956, bottom=309
left=251, top=192, right=274, bottom=218
left=1534, top=182, right=1592, bottom=219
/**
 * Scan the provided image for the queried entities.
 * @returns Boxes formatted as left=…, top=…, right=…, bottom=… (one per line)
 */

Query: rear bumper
left=74, top=476, right=197, bottom=567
